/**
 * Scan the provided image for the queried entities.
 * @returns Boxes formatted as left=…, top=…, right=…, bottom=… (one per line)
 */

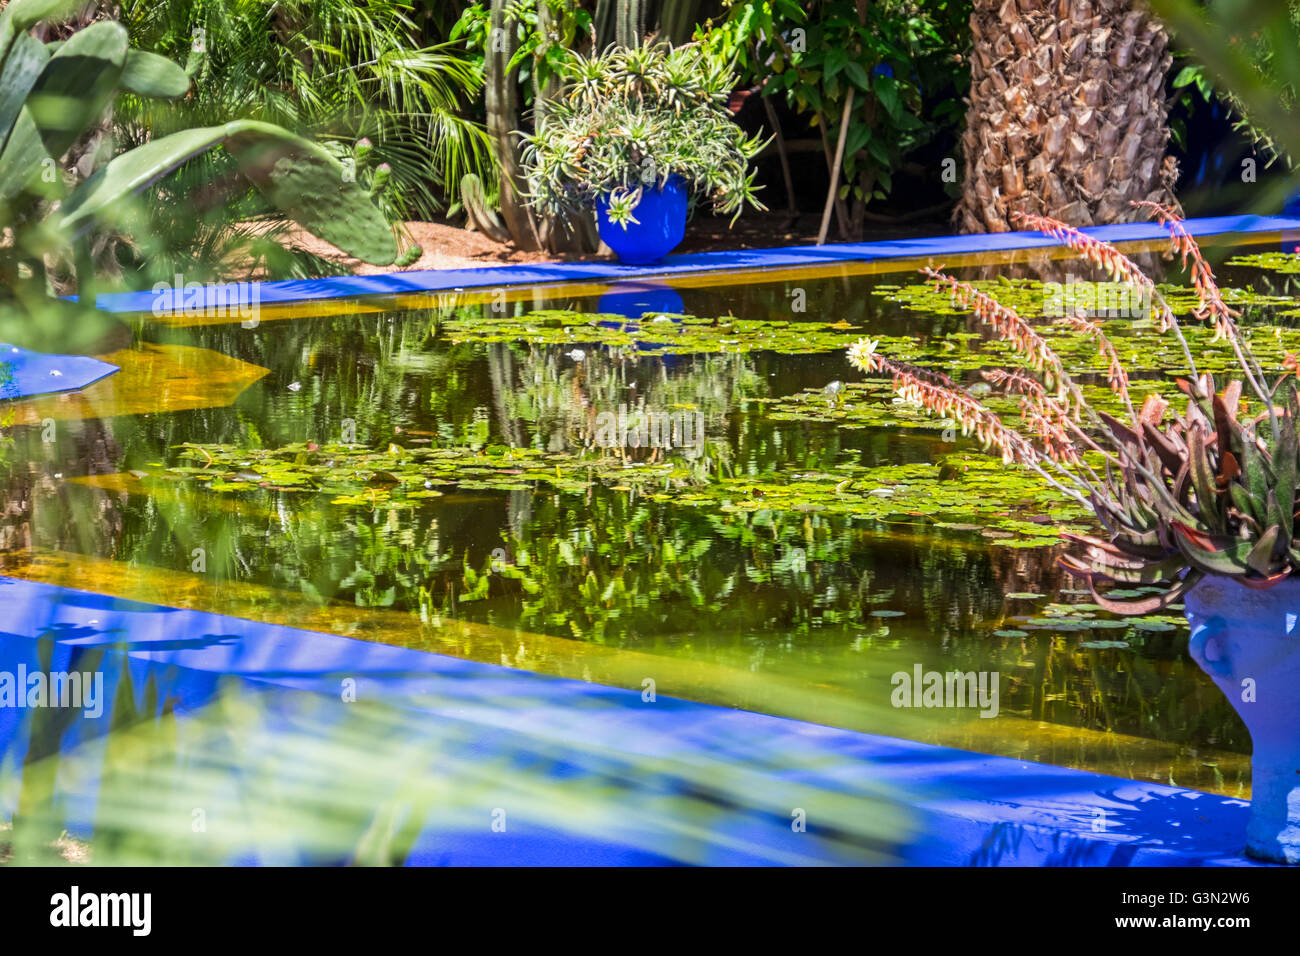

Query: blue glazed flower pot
left=1185, top=577, right=1300, bottom=863
left=596, top=177, right=688, bottom=265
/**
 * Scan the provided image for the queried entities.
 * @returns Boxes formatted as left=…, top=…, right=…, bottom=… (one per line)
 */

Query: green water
left=8, top=250, right=1296, bottom=798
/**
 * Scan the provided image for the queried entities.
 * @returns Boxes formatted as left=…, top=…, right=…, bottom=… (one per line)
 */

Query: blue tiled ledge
left=0, top=576, right=1263, bottom=866
left=0, top=344, right=119, bottom=401
left=89, top=214, right=1300, bottom=315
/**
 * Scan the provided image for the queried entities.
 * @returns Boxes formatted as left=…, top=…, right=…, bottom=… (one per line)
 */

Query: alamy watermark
left=891, top=665, right=999, bottom=718
left=593, top=405, right=705, bottom=452
left=152, top=274, right=261, bottom=327
left=50, top=886, right=151, bottom=936
left=0, top=665, right=103, bottom=718
left=1042, top=273, right=1151, bottom=319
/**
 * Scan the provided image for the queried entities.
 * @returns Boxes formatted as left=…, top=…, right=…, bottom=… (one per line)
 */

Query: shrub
left=521, top=42, right=767, bottom=228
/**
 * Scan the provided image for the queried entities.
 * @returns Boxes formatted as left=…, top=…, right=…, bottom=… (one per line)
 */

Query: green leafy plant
left=0, top=0, right=399, bottom=352
left=521, top=41, right=767, bottom=228
left=118, top=0, right=492, bottom=221
left=452, top=1, right=712, bottom=252
left=452, top=0, right=595, bottom=110
left=699, top=0, right=970, bottom=237
left=1153, top=0, right=1300, bottom=193
left=847, top=202, right=1300, bottom=612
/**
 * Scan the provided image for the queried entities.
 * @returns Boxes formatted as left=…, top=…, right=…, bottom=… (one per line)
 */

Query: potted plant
left=522, top=42, right=766, bottom=265
left=849, top=203, right=1300, bottom=863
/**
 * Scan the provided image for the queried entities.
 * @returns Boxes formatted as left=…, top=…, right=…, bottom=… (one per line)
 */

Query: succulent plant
left=521, top=41, right=767, bottom=228
left=1058, top=371, right=1300, bottom=610
left=847, top=202, right=1300, bottom=614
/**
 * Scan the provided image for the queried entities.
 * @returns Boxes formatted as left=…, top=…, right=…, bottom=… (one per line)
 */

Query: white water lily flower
left=846, top=337, right=880, bottom=373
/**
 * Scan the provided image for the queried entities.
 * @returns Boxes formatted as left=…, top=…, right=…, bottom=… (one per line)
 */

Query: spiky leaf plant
left=521, top=41, right=767, bottom=228
left=847, top=202, right=1300, bottom=614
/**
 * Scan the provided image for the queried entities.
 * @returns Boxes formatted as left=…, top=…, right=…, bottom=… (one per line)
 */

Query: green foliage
left=452, top=0, right=594, bottom=107
left=1168, top=57, right=1215, bottom=154
left=1153, top=0, right=1300, bottom=184
left=0, top=6, right=399, bottom=351
left=699, top=0, right=970, bottom=215
left=117, top=0, right=492, bottom=220
left=521, top=42, right=767, bottom=227
left=56, top=122, right=399, bottom=266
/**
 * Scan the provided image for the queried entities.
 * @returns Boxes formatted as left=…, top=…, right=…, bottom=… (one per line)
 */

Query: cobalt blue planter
left=596, top=177, right=687, bottom=265
left=1185, top=577, right=1300, bottom=864
left=1285, top=188, right=1300, bottom=217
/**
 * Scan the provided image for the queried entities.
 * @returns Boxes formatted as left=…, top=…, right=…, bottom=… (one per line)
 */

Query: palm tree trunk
left=957, top=0, right=1181, bottom=233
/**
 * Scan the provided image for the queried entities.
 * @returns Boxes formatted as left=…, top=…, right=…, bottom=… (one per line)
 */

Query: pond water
left=5, top=239, right=1299, bottom=803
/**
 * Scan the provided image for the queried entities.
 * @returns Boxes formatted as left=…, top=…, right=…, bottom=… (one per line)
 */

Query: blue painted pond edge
left=8, top=212, right=1288, bottom=863
left=12, top=213, right=1288, bottom=404
left=0, top=575, right=1264, bottom=866
left=89, top=213, right=1300, bottom=314
left=0, top=345, right=119, bottom=401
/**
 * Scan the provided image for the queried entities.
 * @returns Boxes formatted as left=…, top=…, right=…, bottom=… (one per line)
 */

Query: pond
left=5, top=238, right=1300, bottom=803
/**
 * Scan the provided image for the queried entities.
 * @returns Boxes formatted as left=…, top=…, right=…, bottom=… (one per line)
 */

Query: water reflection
left=0, top=267, right=1259, bottom=801
left=0, top=623, right=913, bottom=865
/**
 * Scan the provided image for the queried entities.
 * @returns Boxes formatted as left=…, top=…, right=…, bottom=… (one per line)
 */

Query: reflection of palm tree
left=487, top=343, right=525, bottom=449
left=0, top=416, right=129, bottom=572
left=505, top=346, right=761, bottom=472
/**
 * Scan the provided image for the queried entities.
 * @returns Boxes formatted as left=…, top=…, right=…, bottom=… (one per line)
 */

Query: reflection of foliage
left=503, top=346, right=758, bottom=466
left=4, top=254, right=1280, bottom=797
left=487, top=498, right=886, bottom=644
left=155, top=436, right=720, bottom=503
left=145, top=430, right=1090, bottom=547
left=0, top=363, right=13, bottom=472
left=2, top=665, right=911, bottom=865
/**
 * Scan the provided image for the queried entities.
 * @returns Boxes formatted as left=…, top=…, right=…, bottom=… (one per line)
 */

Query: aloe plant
left=0, top=0, right=399, bottom=352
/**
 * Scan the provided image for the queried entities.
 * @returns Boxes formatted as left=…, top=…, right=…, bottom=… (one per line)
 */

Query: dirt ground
left=284, top=210, right=953, bottom=275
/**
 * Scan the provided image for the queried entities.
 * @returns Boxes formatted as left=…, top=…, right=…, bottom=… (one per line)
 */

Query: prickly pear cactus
left=55, top=120, right=399, bottom=266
